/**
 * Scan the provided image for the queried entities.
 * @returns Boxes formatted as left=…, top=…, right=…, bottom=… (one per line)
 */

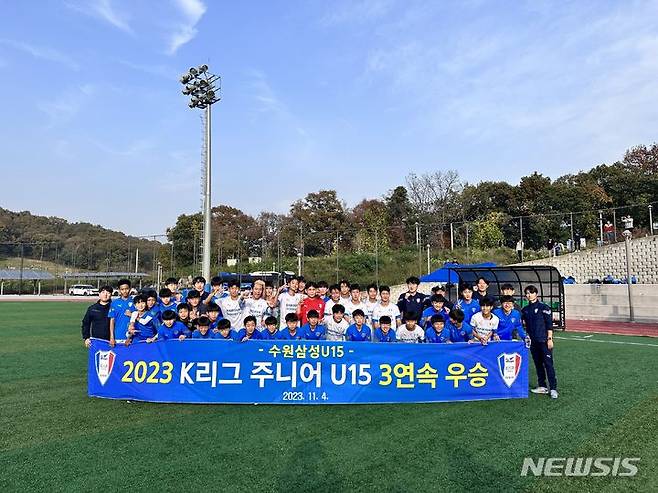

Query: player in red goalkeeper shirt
left=298, top=281, right=325, bottom=326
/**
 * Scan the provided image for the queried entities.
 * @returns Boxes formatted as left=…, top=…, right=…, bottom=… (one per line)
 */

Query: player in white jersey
left=371, top=285, right=401, bottom=328
left=343, top=284, right=365, bottom=323
left=277, top=276, right=302, bottom=329
left=324, top=303, right=350, bottom=341
left=244, top=280, right=268, bottom=328
left=323, top=284, right=342, bottom=318
left=218, top=280, right=246, bottom=329
left=470, top=297, right=500, bottom=344
left=397, top=311, right=425, bottom=343
left=363, top=283, right=380, bottom=324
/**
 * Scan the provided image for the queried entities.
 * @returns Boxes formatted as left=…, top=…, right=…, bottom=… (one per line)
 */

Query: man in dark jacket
left=82, top=286, right=112, bottom=347
left=521, top=285, right=558, bottom=399
left=397, top=276, right=428, bottom=322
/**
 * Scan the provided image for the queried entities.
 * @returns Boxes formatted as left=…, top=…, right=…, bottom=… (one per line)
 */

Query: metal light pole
left=598, top=210, right=603, bottom=245
left=180, top=64, right=221, bottom=282
left=375, top=229, right=380, bottom=286
left=623, top=230, right=634, bottom=321
left=649, top=205, right=654, bottom=236
left=570, top=212, right=575, bottom=251
left=335, top=231, right=339, bottom=283
left=519, top=217, right=524, bottom=262
left=415, top=222, right=421, bottom=275
left=450, top=223, right=454, bottom=251
left=426, top=244, right=430, bottom=275
left=297, top=252, right=302, bottom=276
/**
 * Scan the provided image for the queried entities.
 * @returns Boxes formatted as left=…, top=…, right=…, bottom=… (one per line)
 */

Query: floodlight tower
left=180, top=64, right=221, bottom=281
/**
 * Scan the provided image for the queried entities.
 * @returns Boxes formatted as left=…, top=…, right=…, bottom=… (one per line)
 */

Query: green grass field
left=1, top=302, right=656, bottom=492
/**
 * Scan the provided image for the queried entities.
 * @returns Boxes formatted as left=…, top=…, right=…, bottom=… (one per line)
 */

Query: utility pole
left=19, top=243, right=24, bottom=295
left=426, top=243, right=430, bottom=275
left=375, top=229, right=379, bottom=286
left=570, top=212, right=575, bottom=251
left=623, top=230, right=634, bottom=321
left=599, top=210, right=604, bottom=245
left=450, top=223, right=454, bottom=251
left=649, top=205, right=654, bottom=236
left=519, top=217, right=524, bottom=262
left=415, top=222, right=421, bottom=275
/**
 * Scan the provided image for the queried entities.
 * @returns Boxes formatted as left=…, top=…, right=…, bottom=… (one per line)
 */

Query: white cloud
left=66, top=0, right=132, bottom=33
left=321, top=0, right=395, bottom=26
left=37, top=84, right=96, bottom=127
left=0, top=39, right=80, bottom=70
left=167, top=0, right=207, bottom=55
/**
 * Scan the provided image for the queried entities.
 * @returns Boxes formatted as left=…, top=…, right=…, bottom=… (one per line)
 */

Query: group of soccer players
left=82, top=274, right=558, bottom=397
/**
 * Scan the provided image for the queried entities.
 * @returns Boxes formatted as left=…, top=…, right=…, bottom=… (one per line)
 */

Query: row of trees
left=0, top=209, right=161, bottom=272
left=2, top=143, right=656, bottom=275
left=167, top=144, right=658, bottom=268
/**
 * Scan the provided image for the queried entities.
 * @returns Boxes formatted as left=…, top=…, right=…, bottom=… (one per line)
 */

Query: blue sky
left=1, top=0, right=658, bottom=236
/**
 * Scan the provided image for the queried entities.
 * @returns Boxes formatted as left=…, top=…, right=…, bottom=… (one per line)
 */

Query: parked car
left=68, top=284, right=99, bottom=296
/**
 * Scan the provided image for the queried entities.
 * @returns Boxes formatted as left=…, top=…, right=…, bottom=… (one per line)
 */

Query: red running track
left=566, top=319, right=658, bottom=337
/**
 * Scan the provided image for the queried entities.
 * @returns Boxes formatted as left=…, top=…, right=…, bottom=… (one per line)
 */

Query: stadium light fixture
left=179, top=64, right=222, bottom=281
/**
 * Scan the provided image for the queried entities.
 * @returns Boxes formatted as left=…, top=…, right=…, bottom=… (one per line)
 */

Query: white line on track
left=583, top=335, right=594, bottom=338
left=555, top=336, right=658, bottom=347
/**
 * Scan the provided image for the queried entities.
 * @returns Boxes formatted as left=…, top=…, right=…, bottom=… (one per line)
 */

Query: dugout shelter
left=447, top=265, right=566, bottom=330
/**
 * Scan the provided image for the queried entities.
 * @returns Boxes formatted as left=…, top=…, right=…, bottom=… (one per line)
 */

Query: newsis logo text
left=520, top=457, right=640, bottom=477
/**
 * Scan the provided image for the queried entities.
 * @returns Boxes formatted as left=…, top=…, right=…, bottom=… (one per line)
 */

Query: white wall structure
left=515, top=236, right=658, bottom=283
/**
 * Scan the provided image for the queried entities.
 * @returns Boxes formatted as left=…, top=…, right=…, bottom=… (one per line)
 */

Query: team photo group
left=81, top=274, right=558, bottom=398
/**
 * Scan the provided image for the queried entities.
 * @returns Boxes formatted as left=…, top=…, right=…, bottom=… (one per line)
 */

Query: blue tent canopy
left=420, top=262, right=497, bottom=283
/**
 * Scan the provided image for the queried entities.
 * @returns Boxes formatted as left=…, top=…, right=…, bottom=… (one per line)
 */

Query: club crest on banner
left=497, top=352, right=522, bottom=388
left=95, top=350, right=116, bottom=386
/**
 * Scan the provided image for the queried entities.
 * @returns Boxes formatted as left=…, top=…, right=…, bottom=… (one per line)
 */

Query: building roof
left=0, top=269, right=55, bottom=280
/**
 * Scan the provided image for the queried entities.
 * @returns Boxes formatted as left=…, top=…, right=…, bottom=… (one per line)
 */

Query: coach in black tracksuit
left=521, top=285, right=558, bottom=399
left=81, top=286, right=113, bottom=347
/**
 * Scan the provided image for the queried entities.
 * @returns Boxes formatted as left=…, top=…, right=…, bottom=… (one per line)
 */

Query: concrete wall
left=389, top=283, right=657, bottom=323
left=515, top=235, right=658, bottom=283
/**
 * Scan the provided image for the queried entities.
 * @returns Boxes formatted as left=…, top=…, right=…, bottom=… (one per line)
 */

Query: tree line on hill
left=0, top=143, right=656, bottom=274
left=168, top=143, right=658, bottom=268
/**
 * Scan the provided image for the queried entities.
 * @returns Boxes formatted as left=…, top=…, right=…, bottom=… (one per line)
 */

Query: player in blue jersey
left=420, top=295, right=450, bottom=329
left=176, top=303, right=194, bottom=337
left=185, top=289, right=206, bottom=323
left=345, top=309, right=372, bottom=342
left=191, top=316, right=214, bottom=339
left=213, top=318, right=237, bottom=341
left=145, top=291, right=161, bottom=323
left=158, top=288, right=178, bottom=316
left=125, top=294, right=157, bottom=344
left=373, top=315, right=396, bottom=342
left=164, top=277, right=183, bottom=303
left=444, top=308, right=473, bottom=343
left=260, top=316, right=279, bottom=340
left=300, top=310, right=326, bottom=340
left=277, top=313, right=304, bottom=340
left=425, top=314, right=451, bottom=343
left=235, top=315, right=263, bottom=342
left=154, top=310, right=187, bottom=341
left=456, top=284, right=480, bottom=325
left=108, top=278, right=134, bottom=345
left=493, top=295, right=529, bottom=343
left=206, top=302, right=222, bottom=331
left=204, top=275, right=228, bottom=307
left=190, top=276, right=209, bottom=302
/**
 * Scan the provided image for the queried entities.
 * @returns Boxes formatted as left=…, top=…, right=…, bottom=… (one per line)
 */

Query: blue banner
left=88, top=339, right=529, bottom=404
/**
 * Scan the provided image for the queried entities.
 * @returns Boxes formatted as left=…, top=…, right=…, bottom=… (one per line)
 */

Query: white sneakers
left=530, top=387, right=559, bottom=399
